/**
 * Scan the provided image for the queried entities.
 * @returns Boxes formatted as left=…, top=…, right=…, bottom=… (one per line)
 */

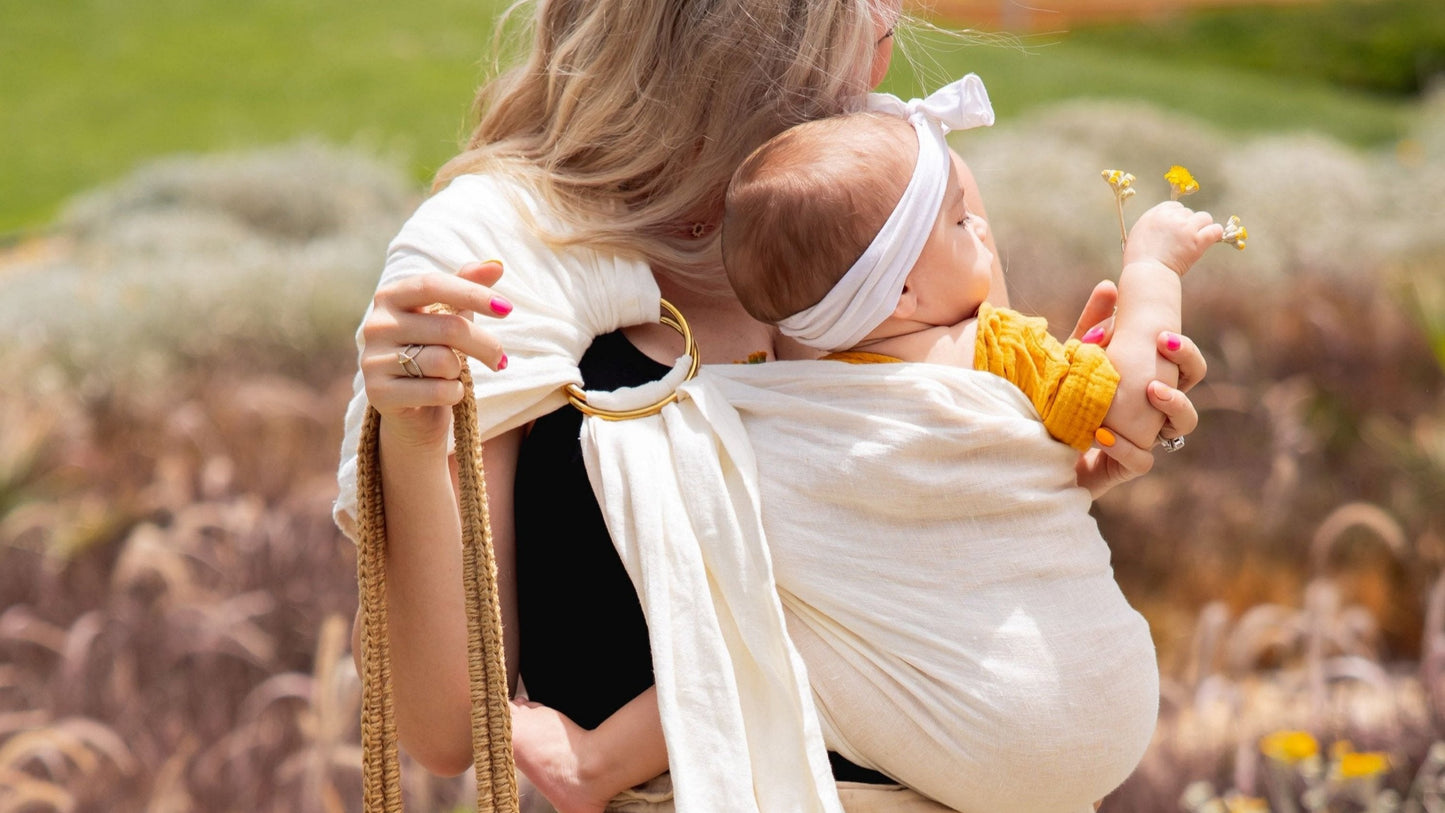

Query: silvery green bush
left=0, top=142, right=418, bottom=387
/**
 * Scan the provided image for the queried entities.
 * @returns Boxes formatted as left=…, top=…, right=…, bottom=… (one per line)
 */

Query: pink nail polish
left=1166, top=333, right=1182, bottom=351
left=490, top=297, right=513, bottom=316
left=1081, top=326, right=1105, bottom=344
left=497, top=353, right=508, bottom=371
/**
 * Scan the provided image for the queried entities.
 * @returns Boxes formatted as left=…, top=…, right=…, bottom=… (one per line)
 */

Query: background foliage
left=1, top=0, right=1442, bottom=810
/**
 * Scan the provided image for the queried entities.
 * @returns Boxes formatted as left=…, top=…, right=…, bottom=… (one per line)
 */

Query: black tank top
left=512, top=330, right=891, bottom=785
left=514, top=330, right=662, bottom=730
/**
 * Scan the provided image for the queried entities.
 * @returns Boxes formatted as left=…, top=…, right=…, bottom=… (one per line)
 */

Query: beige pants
left=520, top=773, right=958, bottom=813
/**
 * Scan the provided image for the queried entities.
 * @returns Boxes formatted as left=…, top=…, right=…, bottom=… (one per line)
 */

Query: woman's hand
left=360, top=260, right=511, bottom=448
left=1068, top=280, right=1207, bottom=498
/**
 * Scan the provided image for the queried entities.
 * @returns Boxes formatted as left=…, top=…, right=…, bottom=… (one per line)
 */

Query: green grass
left=0, top=0, right=1428, bottom=236
left=0, top=0, right=507, bottom=236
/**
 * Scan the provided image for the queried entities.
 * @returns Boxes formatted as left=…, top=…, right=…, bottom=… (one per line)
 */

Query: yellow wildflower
left=1222, top=215, right=1248, bottom=251
left=1222, top=793, right=1269, bottom=813
left=1337, top=750, right=1389, bottom=779
left=1101, top=169, right=1138, bottom=250
left=1261, top=730, right=1319, bottom=764
left=1101, top=169, right=1136, bottom=196
left=1165, top=165, right=1200, bottom=200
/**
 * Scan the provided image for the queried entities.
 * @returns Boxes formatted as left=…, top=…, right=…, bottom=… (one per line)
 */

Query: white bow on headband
left=866, top=73, right=996, bottom=133
left=777, top=74, right=995, bottom=352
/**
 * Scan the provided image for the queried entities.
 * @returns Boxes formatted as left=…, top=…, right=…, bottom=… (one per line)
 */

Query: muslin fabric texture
left=336, top=174, right=1158, bottom=813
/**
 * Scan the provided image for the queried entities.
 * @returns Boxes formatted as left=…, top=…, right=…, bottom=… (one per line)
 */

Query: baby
left=723, top=83, right=1219, bottom=456
left=511, top=76, right=1223, bottom=813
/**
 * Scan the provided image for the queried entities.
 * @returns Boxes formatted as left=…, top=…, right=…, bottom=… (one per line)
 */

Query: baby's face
left=903, top=149, right=994, bottom=326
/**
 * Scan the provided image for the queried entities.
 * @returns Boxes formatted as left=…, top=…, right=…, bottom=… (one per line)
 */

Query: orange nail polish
left=1095, top=427, right=1116, bottom=447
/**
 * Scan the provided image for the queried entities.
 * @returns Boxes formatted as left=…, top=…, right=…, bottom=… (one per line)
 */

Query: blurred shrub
left=0, top=142, right=417, bottom=389
left=1069, top=0, right=1445, bottom=97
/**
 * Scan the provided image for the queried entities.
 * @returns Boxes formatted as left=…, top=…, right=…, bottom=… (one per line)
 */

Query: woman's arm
left=349, top=261, right=516, bottom=776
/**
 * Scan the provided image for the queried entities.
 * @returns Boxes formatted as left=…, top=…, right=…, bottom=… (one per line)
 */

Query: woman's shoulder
left=383, top=170, right=554, bottom=270
left=405, top=171, right=540, bottom=234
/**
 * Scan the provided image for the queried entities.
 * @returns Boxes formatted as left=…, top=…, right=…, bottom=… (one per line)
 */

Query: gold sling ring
left=566, top=299, right=701, bottom=420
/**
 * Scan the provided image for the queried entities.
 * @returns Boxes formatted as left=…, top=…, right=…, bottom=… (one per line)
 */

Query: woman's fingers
left=1070, top=280, right=1119, bottom=344
left=376, top=264, right=513, bottom=319
left=368, top=340, right=465, bottom=382
left=383, top=310, right=506, bottom=368
left=1098, top=436, right=1155, bottom=477
left=1158, top=331, right=1207, bottom=393
left=1148, top=379, right=1199, bottom=439
left=459, top=259, right=506, bottom=287
left=1074, top=442, right=1153, bottom=499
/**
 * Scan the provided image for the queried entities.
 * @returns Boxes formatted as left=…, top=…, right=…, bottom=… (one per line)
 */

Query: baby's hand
left=1123, top=201, right=1225, bottom=276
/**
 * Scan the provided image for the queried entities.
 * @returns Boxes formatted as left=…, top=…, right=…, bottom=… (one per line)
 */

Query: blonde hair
left=434, top=0, right=895, bottom=289
left=722, top=113, right=915, bottom=323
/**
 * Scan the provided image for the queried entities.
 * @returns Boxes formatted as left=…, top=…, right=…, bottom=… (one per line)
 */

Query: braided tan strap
left=453, top=363, right=520, bottom=810
left=356, top=361, right=518, bottom=812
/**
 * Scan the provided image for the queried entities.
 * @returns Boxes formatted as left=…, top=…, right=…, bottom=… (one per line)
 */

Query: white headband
left=776, top=74, right=995, bottom=352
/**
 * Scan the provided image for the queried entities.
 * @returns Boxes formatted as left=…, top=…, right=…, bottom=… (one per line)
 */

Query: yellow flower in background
left=1337, top=750, right=1389, bottom=779
left=1222, top=793, right=1269, bottom=813
left=1223, top=215, right=1248, bottom=251
left=1261, top=730, right=1319, bottom=763
left=1166, top=165, right=1200, bottom=200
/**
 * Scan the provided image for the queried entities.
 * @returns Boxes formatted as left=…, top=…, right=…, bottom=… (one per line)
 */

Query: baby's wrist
left=1121, top=257, right=1184, bottom=278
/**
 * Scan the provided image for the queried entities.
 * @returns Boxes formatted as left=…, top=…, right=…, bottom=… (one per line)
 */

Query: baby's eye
left=956, top=211, right=972, bottom=226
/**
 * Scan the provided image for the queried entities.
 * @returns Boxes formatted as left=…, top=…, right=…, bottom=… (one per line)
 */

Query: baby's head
left=722, top=108, right=994, bottom=352
left=722, top=112, right=916, bottom=324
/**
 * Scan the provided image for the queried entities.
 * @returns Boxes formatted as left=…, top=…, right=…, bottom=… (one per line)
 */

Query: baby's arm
left=1102, top=202, right=1223, bottom=449
left=511, top=688, right=668, bottom=813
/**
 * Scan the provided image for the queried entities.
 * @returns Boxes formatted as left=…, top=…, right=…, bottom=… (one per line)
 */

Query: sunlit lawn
left=0, top=0, right=1426, bottom=235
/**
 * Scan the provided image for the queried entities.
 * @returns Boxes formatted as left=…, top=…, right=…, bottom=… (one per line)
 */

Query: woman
left=338, top=0, right=1205, bottom=809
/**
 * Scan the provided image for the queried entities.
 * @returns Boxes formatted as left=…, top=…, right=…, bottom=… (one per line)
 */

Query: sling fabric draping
left=685, top=362, right=1159, bottom=813
left=337, top=172, right=838, bottom=812
left=337, top=171, right=1158, bottom=813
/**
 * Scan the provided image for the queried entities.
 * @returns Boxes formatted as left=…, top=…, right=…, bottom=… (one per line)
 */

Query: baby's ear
left=892, top=283, right=918, bottom=320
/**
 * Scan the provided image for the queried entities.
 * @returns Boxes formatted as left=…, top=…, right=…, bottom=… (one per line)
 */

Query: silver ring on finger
left=1156, top=433, right=1186, bottom=453
left=397, top=344, right=426, bottom=379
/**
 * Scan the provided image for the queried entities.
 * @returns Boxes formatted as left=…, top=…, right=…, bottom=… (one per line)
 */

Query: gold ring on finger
left=397, top=344, right=426, bottom=378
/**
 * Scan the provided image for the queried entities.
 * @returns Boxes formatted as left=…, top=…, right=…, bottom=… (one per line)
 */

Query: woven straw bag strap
left=356, top=358, right=519, bottom=813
